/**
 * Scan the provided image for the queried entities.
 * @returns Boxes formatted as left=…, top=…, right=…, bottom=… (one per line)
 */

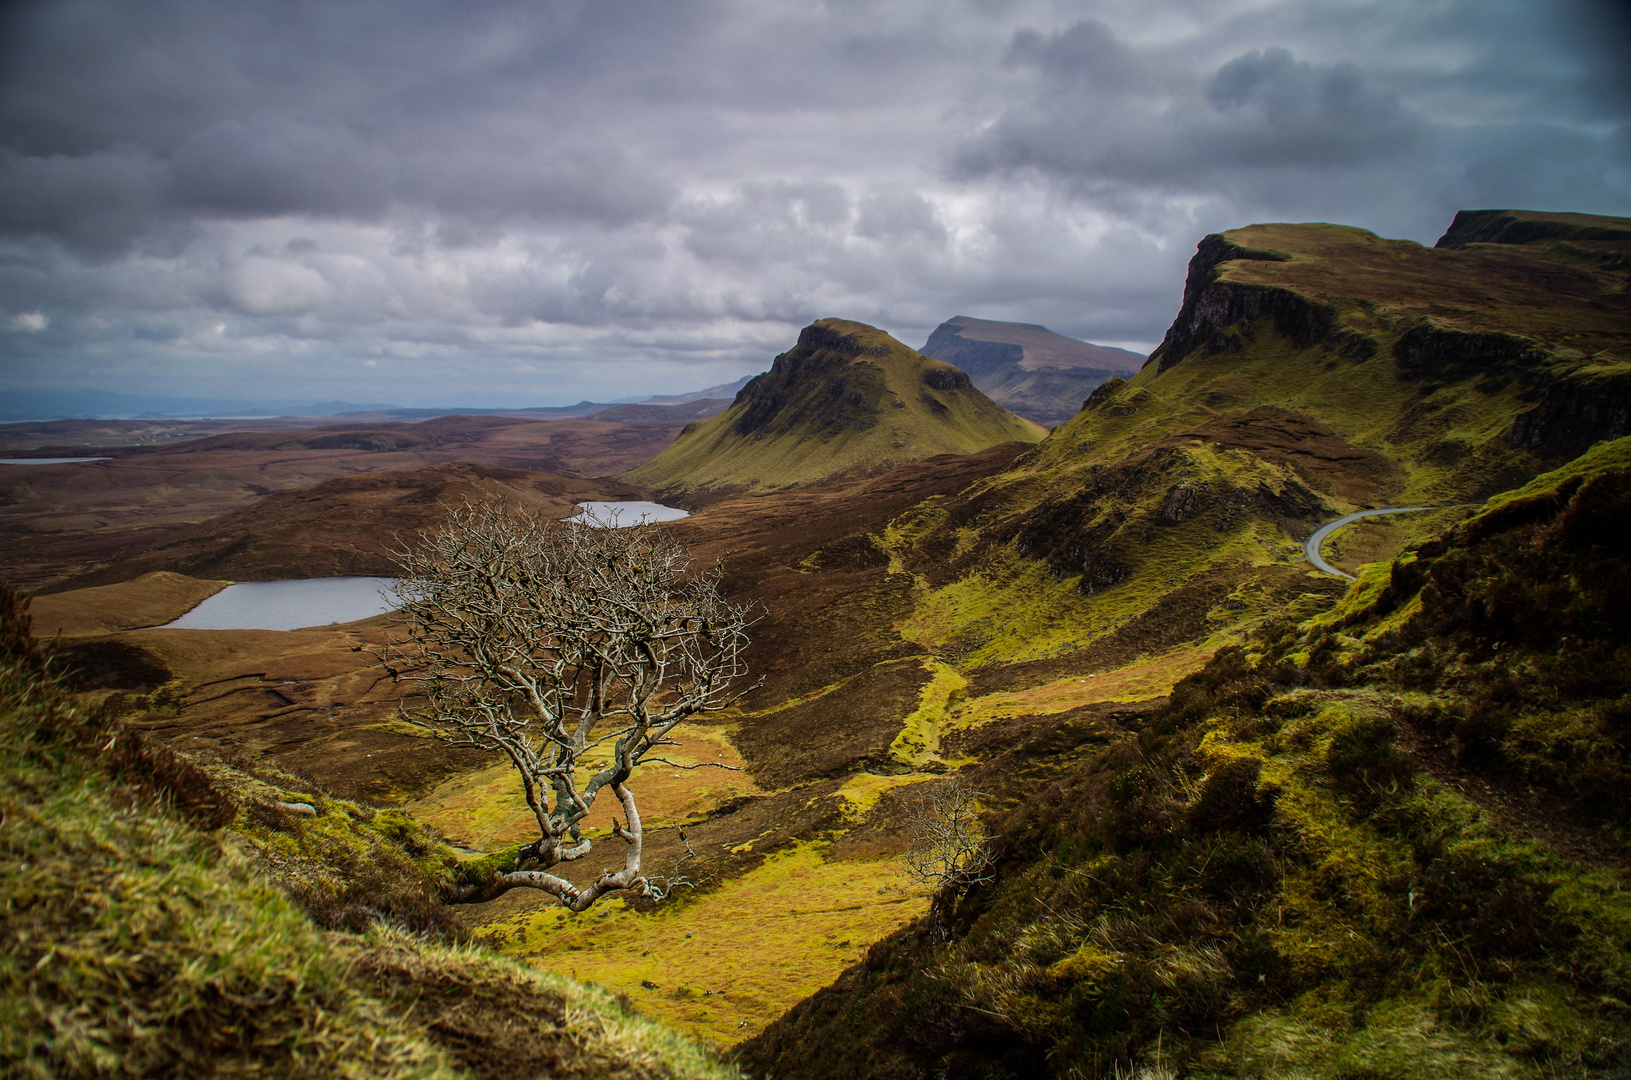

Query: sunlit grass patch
left=888, top=659, right=968, bottom=765
left=834, top=770, right=937, bottom=820
left=482, top=842, right=930, bottom=1048
left=407, top=723, right=759, bottom=852
left=950, top=645, right=1219, bottom=734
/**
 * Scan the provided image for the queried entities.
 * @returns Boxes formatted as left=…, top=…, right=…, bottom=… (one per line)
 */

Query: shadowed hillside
left=739, top=436, right=1631, bottom=1080
left=868, top=212, right=1631, bottom=685
left=624, top=319, right=1045, bottom=499
left=920, top=316, right=1143, bottom=426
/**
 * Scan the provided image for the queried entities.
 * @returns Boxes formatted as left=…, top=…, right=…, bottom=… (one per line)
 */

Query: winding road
left=1304, top=507, right=1433, bottom=580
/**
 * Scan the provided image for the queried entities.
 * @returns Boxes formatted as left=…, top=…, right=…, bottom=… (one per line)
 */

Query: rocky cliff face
left=918, top=316, right=1143, bottom=426
left=1146, top=216, right=1631, bottom=466
left=918, top=324, right=1024, bottom=380
left=1148, top=235, right=1329, bottom=373
left=623, top=319, right=1045, bottom=497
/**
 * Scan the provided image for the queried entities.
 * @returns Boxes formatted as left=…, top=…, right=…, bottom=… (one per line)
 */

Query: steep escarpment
left=1147, top=216, right=1631, bottom=464
left=625, top=319, right=1045, bottom=498
left=813, top=211, right=1631, bottom=717
left=920, top=316, right=1143, bottom=426
left=1434, top=207, right=1631, bottom=251
left=739, top=438, right=1631, bottom=1080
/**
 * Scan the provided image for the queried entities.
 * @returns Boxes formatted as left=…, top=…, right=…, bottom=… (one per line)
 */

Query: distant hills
left=625, top=318, right=1046, bottom=498
left=588, top=398, right=733, bottom=423
left=633, top=375, right=755, bottom=405
left=918, top=316, right=1143, bottom=426
left=0, top=390, right=400, bottom=422
left=0, top=376, right=760, bottom=424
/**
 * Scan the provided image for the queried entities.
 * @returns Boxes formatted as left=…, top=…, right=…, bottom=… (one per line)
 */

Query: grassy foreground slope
left=0, top=585, right=738, bottom=1080
left=625, top=319, right=1045, bottom=499
left=739, top=436, right=1631, bottom=1080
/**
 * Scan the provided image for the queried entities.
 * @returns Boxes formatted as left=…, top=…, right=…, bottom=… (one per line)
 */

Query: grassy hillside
left=0, top=583, right=740, bottom=1079
left=15, top=210, right=1623, bottom=1069
left=738, top=437, right=1631, bottom=1080
left=624, top=319, right=1045, bottom=498
left=871, top=213, right=1631, bottom=678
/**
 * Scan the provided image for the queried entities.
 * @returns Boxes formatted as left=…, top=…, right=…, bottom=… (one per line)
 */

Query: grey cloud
left=959, top=29, right=1426, bottom=192
left=0, top=146, right=164, bottom=253
left=1005, top=20, right=1141, bottom=93
left=1203, top=48, right=1421, bottom=167
left=168, top=120, right=393, bottom=219
left=952, top=10, right=1629, bottom=242
left=1, top=0, right=1628, bottom=407
left=680, top=183, right=856, bottom=267
left=399, top=146, right=677, bottom=227
left=856, top=190, right=952, bottom=247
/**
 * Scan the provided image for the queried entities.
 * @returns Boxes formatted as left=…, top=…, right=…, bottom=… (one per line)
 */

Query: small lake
left=163, top=577, right=399, bottom=631
left=569, top=501, right=690, bottom=527
left=0, top=457, right=112, bottom=464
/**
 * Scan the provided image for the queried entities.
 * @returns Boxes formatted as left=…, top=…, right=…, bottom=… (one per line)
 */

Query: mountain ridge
left=624, top=318, right=1046, bottom=498
left=919, top=315, right=1144, bottom=426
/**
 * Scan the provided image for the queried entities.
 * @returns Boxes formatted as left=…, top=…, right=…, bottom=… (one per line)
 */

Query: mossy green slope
left=738, top=437, right=1631, bottom=1080
left=0, top=586, right=739, bottom=1080
left=876, top=212, right=1631, bottom=673
left=625, top=319, right=1045, bottom=497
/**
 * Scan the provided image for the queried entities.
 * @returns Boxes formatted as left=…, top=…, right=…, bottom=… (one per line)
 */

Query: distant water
left=0, top=457, right=112, bottom=464
left=569, top=501, right=690, bottom=527
left=163, top=577, right=399, bottom=631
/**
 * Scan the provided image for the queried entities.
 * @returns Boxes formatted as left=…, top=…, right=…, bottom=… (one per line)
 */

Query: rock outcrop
left=624, top=319, right=1045, bottom=498
left=919, top=316, right=1143, bottom=426
left=1145, top=216, right=1631, bottom=468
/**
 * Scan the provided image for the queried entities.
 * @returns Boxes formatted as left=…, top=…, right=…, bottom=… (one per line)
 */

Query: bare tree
left=906, top=776, right=996, bottom=902
left=382, top=502, right=754, bottom=911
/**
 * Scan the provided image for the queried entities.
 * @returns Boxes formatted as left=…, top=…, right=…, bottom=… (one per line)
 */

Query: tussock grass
left=0, top=588, right=462, bottom=1079
left=486, top=841, right=929, bottom=1049
left=0, top=584, right=742, bottom=1079
left=737, top=438, right=1631, bottom=1080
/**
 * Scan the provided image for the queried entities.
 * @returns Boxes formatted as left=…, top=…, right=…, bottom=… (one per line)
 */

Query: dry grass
left=485, top=842, right=930, bottom=1049
left=1, top=583, right=743, bottom=1079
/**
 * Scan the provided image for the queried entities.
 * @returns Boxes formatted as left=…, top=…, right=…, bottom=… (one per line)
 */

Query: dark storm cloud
left=0, top=0, right=1627, bottom=406
left=958, top=35, right=1425, bottom=185
left=953, top=2, right=1631, bottom=242
left=0, top=0, right=690, bottom=252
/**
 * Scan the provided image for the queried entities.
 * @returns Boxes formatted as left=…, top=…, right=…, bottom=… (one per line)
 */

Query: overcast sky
left=2, top=0, right=1628, bottom=408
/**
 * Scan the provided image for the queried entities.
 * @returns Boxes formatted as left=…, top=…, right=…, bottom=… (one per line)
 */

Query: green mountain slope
left=738, top=437, right=1631, bottom=1080
left=920, top=316, right=1144, bottom=426
left=624, top=319, right=1046, bottom=498
left=872, top=212, right=1631, bottom=675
